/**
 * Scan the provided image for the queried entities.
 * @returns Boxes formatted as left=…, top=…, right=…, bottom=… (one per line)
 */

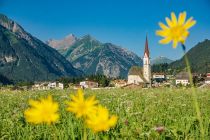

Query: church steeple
left=143, top=35, right=151, bottom=84
left=144, top=35, right=150, bottom=58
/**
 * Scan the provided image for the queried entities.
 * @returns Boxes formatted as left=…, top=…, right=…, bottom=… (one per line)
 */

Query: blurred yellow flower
left=66, top=88, right=98, bottom=118
left=24, top=95, right=59, bottom=124
left=156, top=11, right=196, bottom=48
left=86, top=105, right=118, bottom=133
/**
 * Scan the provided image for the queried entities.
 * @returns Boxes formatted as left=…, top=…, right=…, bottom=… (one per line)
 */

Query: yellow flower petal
left=165, top=17, right=173, bottom=27
left=108, top=115, right=118, bottom=127
left=178, top=11, right=186, bottom=25
left=24, top=95, right=59, bottom=124
left=156, top=30, right=168, bottom=37
left=171, top=12, right=177, bottom=25
left=182, top=31, right=189, bottom=38
left=159, top=37, right=172, bottom=44
left=156, top=11, right=196, bottom=48
left=158, top=22, right=169, bottom=30
left=86, top=105, right=118, bottom=133
left=66, top=89, right=98, bottom=118
left=184, top=17, right=196, bottom=29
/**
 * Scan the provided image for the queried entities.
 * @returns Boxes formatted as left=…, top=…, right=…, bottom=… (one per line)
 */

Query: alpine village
left=1, top=5, right=210, bottom=139
left=0, top=14, right=210, bottom=91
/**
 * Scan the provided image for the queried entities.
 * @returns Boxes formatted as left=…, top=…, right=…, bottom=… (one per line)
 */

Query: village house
left=32, top=81, right=64, bottom=90
left=48, top=82, right=64, bottom=89
left=204, top=73, right=210, bottom=84
left=127, top=36, right=151, bottom=86
left=80, top=81, right=99, bottom=89
left=111, top=79, right=127, bottom=88
left=152, top=72, right=166, bottom=83
left=32, top=82, right=49, bottom=90
left=152, top=73, right=165, bottom=79
left=175, top=72, right=190, bottom=86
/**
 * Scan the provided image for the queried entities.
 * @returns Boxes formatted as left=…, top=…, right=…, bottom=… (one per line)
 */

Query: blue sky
left=0, top=0, right=210, bottom=60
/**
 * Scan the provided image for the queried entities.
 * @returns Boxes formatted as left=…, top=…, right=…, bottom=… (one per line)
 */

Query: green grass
left=0, top=88, right=210, bottom=139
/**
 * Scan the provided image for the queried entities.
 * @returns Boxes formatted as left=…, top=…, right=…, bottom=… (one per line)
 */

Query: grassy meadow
left=0, top=88, right=210, bottom=139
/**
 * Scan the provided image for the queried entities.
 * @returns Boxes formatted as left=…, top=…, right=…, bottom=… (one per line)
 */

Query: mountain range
left=47, top=35, right=143, bottom=78
left=1, top=13, right=209, bottom=83
left=0, top=14, right=82, bottom=82
left=151, top=56, right=173, bottom=65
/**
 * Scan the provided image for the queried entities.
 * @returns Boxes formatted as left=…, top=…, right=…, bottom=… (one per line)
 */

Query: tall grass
left=0, top=88, right=210, bottom=139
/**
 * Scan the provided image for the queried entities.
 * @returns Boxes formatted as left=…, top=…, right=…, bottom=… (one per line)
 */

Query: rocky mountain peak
left=0, top=13, right=34, bottom=46
left=48, top=34, right=143, bottom=78
left=151, top=56, right=173, bottom=65
left=46, top=34, right=77, bottom=50
left=65, top=33, right=76, bottom=39
left=0, top=14, right=82, bottom=82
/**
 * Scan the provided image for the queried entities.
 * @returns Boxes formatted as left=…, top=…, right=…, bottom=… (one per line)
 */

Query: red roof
left=144, top=36, right=150, bottom=57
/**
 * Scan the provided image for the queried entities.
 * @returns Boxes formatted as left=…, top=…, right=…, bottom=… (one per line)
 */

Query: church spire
left=144, top=35, right=150, bottom=58
left=143, top=35, right=151, bottom=84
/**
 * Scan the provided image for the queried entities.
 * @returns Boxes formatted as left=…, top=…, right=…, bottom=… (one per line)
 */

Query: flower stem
left=181, top=44, right=204, bottom=139
left=83, top=125, right=87, bottom=140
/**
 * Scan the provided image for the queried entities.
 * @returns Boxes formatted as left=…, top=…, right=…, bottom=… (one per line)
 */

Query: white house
left=48, top=82, right=64, bottom=89
left=175, top=72, right=190, bottom=86
left=32, top=82, right=64, bottom=90
left=32, top=82, right=49, bottom=90
left=153, top=73, right=165, bottom=79
left=80, top=81, right=98, bottom=89
left=204, top=73, right=210, bottom=84
left=111, top=79, right=127, bottom=88
left=127, top=36, right=151, bottom=85
left=152, top=73, right=166, bottom=83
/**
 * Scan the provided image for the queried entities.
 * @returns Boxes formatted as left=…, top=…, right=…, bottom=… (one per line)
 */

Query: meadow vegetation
left=0, top=88, right=210, bottom=139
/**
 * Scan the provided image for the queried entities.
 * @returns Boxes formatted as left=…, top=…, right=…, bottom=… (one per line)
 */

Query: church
left=127, top=36, right=151, bottom=85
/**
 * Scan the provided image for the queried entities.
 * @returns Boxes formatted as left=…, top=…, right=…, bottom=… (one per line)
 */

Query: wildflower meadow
left=1, top=88, right=210, bottom=139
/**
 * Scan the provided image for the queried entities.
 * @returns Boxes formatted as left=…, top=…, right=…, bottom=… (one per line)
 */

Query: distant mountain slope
left=47, top=35, right=142, bottom=78
left=46, top=34, right=77, bottom=51
left=170, top=39, right=210, bottom=73
left=0, top=14, right=82, bottom=82
left=151, top=56, right=173, bottom=65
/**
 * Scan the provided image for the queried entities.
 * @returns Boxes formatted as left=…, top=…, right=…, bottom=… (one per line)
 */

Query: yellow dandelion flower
left=24, top=95, right=59, bottom=124
left=156, top=11, right=196, bottom=48
left=66, top=88, right=98, bottom=118
left=86, top=105, right=118, bottom=133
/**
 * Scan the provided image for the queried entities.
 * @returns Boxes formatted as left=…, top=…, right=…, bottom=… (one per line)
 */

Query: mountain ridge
left=0, top=13, right=82, bottom=82
left=47, top=34, right=143, bottom=78
left=170, top=39, right=210, bottom=73
left=151, top=56, right=173, bottom=65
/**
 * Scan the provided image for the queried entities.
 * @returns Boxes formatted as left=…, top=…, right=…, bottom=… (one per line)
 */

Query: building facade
left=80, top=81, right=99, bottom=89
left=127, top=66, right=146, bottom=85
left=175, top=72, right=190, bottom=86
left=205, top=73, right=210, bottom=84
left=127, top=36, right=151, bottom=85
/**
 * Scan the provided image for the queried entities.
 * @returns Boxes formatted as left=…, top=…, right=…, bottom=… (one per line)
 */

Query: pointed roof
left=144, top=36, right=150, bottom=57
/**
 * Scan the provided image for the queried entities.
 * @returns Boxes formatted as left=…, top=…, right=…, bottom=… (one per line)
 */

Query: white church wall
left=128, top=75, right=144, bottom=85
